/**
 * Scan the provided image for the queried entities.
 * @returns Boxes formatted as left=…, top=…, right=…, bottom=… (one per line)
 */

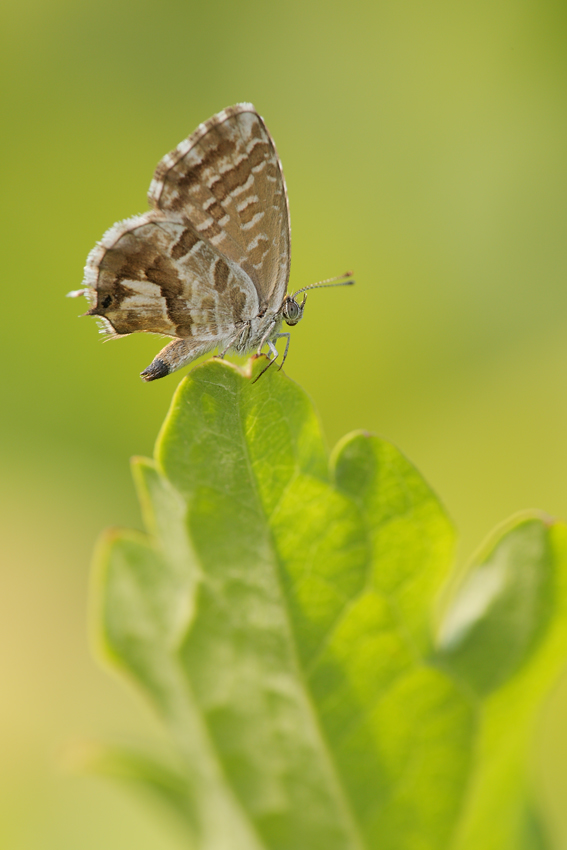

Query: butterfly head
left=282, top=271, right=355, bottom=328
left=282, top=293, right=307, bottom=326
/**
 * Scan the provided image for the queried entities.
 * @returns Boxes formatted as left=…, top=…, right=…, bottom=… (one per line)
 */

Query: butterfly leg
left=264, top=340, right=278, bottom=360
left=140, top=337, right=214, bottom=382
left=253, top=320, right=278, bottom=357
left=273, top=333, right=291, bottom=370
left=216, top=322, right=250, bottom=359
left=215, top=336, right=236, bottom=360
left=251, top=323, right=280, bottom=384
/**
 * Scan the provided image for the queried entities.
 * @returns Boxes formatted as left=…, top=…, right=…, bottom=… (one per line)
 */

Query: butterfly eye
left=283, top=298, right=303, bottom=326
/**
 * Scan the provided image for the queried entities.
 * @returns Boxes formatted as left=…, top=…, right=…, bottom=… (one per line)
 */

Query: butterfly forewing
left=148, top=103, right=291, bottom=311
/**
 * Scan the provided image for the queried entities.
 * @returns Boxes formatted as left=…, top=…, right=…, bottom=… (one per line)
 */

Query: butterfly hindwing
left=83, top=212, right=259, bottom=340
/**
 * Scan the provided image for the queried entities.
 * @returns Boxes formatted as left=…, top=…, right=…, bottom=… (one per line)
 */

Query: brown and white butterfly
left=69, top=103, right=353, bottom=381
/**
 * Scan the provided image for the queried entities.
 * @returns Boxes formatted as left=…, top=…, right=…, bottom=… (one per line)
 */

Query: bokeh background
left=2, top=0, right=567, bottom=846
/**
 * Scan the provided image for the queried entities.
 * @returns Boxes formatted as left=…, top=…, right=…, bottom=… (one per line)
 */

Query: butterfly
left=69, top=103, right=353, bottom=381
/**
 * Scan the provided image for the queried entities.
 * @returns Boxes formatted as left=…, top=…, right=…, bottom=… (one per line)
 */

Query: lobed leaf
left=94, top=357, right=567, bottom=849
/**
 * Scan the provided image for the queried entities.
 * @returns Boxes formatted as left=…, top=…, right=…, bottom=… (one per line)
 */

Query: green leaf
left=94, top=357, right=567, bottom=849
left=435, top=515, right=556, bottom=697
left=434, top=516, right=567, bottom=850
left=72, top=741, right=199, bottom=833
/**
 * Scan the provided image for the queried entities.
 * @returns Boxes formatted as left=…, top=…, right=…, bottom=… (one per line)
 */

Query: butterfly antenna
left=291, top=270, right=355, bottom=299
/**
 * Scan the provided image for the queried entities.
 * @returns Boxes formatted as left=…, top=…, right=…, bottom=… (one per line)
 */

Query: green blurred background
left=2, top=0, right=567, bottom=846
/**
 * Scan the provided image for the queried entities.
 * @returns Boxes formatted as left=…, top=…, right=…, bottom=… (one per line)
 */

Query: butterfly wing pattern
left=74, top=104, right=294, bottom=380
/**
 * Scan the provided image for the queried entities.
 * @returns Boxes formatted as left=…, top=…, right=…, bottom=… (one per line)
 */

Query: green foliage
left=93, top=357, right=567, bottom=849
